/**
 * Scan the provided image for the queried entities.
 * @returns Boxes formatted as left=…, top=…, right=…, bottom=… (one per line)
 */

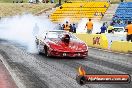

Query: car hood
left=48, top=39, right=87, bottom=52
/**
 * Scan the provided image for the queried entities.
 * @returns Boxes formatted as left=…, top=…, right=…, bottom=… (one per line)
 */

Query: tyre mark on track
left=87, top=57, right=132, bottom=74
left=55, top=59, right=106, bottom=74
left=32, top=55, right=91, bottom=88
left=77, top=60, right=126, bottom=74
left=13, top=63, right=50, bottom=88
left=0, top=49, right=50, bottom=88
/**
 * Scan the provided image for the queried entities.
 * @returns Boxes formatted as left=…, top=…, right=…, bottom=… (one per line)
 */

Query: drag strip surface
left=0, top=55, right=18, bottom=88
left=0, top=41, right=131, bottom=88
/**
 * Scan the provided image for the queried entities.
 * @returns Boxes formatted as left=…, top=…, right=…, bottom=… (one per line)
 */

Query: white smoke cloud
left=76, top=18, right=103, bottom=34
left=0, top=14, right=56, bottom=53
left=76, top=18, right=88, bottom=33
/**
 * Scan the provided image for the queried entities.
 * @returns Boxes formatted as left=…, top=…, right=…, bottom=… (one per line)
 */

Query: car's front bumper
left=49, top=51, right=88, bottom=57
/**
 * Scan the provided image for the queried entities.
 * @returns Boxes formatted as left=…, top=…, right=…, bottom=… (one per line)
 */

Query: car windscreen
left=47, top=32, right=59, bottom=39
left=47, top=32, right=77, bottom=39
left=59, top=32, right=77, bottom=39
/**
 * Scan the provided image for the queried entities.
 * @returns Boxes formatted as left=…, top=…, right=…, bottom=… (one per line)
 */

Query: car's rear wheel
left=35, top=39, right=39, bottom=45
left=37, top=45, right=43, bottom=55
left=35, top=39, right=41, bottom=55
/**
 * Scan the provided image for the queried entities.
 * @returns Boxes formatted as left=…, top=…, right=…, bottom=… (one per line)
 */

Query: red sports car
left=35, top=30, right=88, bottom=58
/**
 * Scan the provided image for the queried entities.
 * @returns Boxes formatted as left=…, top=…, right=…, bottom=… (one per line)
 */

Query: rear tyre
left=37, top=45, right=43, bottom=55
left=35, top=39, right=42, bottom=55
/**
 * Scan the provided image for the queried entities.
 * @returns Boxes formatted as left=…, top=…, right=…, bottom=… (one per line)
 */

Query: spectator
left=111, top=21, right=115, bottom=26
left=112, top=20, right=116, bottom=25
left=101, top=12, right=104, bottom=17
left=33, top=23, right=39, bottom=36
left=107, top=23, right=114, bottom=33
left=62, top=24, right=65, bottom=30
left=58, top=24, right=62, bottom=30
left=85, top=19, right=93, bottom=34
left=100, top=23, right=107, bottom=33
left=125, top=21, right=132, bottom=42
left=72, top=24, right=76, bottom=33
left=64, top=21, right=70, bottom=32
left=69, top=24, right=73, bottom=32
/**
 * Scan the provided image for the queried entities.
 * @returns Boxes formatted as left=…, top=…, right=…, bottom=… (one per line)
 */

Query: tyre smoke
left=0, top=14, right=56, bottom=53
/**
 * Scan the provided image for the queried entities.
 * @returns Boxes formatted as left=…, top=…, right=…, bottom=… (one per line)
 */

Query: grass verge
left=0, top=3, right=55, bottom=17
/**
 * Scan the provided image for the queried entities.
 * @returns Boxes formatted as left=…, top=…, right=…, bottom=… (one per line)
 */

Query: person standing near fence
left=107, top=23, right=114, bottom=33
left=125, top=21, right=132, bottom=42
left=64, top=21, right=70, bottom=32
left=72, top=24, right=76, bottom=33
left=100, top=23, right=107, bottom=33
left=85, top=19, right=93, bottom=34
left=69, top=24, right=73, bottom=32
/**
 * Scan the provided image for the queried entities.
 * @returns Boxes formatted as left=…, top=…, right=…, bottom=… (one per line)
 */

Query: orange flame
left=78, top=66, right=86, bottom=76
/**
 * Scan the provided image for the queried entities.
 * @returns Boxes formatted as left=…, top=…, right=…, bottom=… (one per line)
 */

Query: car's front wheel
left=44, top=46, right=49, bottom=57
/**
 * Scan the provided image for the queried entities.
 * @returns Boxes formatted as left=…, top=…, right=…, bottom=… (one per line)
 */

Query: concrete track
left=0, top=41, right=131, bottom=88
